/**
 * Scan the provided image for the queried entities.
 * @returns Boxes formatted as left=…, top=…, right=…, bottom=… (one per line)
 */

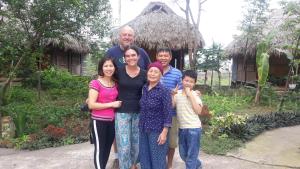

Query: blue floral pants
left=115, top=113, right=139, bottom=169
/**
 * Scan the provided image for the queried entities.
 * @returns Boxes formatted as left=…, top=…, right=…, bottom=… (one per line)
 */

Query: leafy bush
left=213, top=112, right=300, bottom=141
left=1, top=67, right=91, bottom=149
left=19, top=118, right=89, bottom=150
left=0, top=84, right=88, bottom=138
left=9, top=86, right=37, bottom=104
left=260, top=84, right=278, bottom=106
left=202, top=93, right=252, bottom=116
left=213, top=86, right=256, bottom=97
left=23, top=67, right=91, bottom=90
left=1, top=103, right=38, bottom=136
left=280, top=91, right=300, bottom=112
left=207, top=112, right=246, bottom=138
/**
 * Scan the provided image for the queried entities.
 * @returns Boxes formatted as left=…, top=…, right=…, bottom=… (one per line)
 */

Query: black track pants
left=91, top=119, right=115, bottom=169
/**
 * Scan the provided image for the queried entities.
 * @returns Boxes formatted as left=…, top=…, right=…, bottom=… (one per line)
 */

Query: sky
left=109, top=0, right=284, bottom=48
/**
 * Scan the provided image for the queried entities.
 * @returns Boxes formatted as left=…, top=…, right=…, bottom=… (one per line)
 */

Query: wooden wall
left=50, top=49, right=84, bottom=75
left=232, top=55, right=290, bottom=84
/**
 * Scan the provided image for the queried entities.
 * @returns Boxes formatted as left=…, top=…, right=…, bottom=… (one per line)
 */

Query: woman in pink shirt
left=88, top=57, right=122, bottom=169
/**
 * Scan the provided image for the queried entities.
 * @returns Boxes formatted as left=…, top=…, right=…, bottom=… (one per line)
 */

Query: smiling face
left=119, top=26, right=134, bottom=49
left=102, top=60, right=116, bottom=77
left=147, top=67, right=162, bottom=84
left=124, top=49, right=139, bottom=67
left=156, top=51, right=172, bottom=68
left=182, top=75, right=196, bottom=90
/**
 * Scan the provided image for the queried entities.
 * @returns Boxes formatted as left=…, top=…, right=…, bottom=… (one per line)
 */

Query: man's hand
left=171, top=84, right=179, bottom=95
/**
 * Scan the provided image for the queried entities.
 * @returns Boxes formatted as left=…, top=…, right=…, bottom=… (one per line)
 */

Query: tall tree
left=174, top=0, right=207, bottom=70
left=277, top=0, right=300, bottom=110
left=0, top=0, right=112, bottom=134
left=0, top=0, right=112, bottom=75
left=280, top=0, right=300, bottom=86
left=239, top=0, right=270, bottom=83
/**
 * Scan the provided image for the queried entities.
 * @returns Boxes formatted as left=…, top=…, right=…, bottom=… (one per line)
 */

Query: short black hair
left=156, top=47, right=172, bottom=56
left=182, top=70, right=197, bottom=82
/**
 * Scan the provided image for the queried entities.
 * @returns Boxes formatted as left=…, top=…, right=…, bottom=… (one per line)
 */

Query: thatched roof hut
left=44, top=35, right=90, bottom=75
left=226, top=9, right=294, bottom=59
left=111, top=1, right=205, bottom=69
left=45, top=35, right=90, bottom=55
left=226, top=9, right=299, bottom=85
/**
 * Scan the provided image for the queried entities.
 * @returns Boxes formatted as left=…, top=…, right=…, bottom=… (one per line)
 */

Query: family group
left=87, top=25, right=204, bottom=169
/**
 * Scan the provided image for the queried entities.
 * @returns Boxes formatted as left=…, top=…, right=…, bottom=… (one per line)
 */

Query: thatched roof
left=111, top=1, right=205, bottom=50
left=45, top=35, right=90, bottom=55
left=225, top=8, right=299, bottom=59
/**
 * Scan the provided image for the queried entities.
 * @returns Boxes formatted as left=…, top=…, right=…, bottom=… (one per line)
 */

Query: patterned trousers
left=115, top=113, right=139, bottom=169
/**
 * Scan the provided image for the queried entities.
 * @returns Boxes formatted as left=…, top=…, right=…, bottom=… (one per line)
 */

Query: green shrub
left=213, top=86, right=256, bottom=97
left=280, top=91, right=300, bottom=112
left=214, top=112, right=300, bottom=141
left=207, top=112, right=246, bottom=138
left=18, top=118, right=89, bottom=150
left=260, top=85, right=278, bottom=106
left=0, top=103, right=38, bottom=136
left=23, top=67, right=91, bottom=90
left=48, top=87, right=87, bottom=100
left=0, top=98, right=86, bottom=137
left=202, top=93, right=252, bottom=116
left=1, top=68, right=91, bottom=149
left=9, top=86, right=37, bottom=103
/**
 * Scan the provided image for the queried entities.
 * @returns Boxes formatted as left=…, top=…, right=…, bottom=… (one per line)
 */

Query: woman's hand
left=111, top=101, right=122, bottom=108
left=157, top=128, right=168, bottom=145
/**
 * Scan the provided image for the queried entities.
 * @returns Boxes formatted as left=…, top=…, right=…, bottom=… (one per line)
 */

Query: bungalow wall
left=232, top=57, right=257, bottom=84
left=49, top=49, right=84, bottom=75
left=269, top=55, right=289, bottom=77
left=232, top=55, right=290, bottom=85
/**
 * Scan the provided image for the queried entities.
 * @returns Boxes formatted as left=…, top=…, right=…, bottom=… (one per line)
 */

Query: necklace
left=126, top=66, right=140, bottom=78
left=99, top=77, right=113, bottom=87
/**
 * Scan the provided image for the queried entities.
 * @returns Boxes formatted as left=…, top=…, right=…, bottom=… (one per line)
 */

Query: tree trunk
left=204, top=70, right=207, bottom=85
left=244, top=59, right=248, bottom=84
left=229, top=71, right=231, bottom=86
left=218, top=71, right=221, bottom=89
left=255, top=85, right=261, bottom=104
left=210, top=70, right=214, bottom=87
left=188, top=47, right=195, bottom=70
left=0, top=56, right=24, bottom=138
left=38, top=56, right=42, bottom=99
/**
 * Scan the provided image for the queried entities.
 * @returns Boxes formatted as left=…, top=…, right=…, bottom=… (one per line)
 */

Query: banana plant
left=255, top=38, right=272, bottom=104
